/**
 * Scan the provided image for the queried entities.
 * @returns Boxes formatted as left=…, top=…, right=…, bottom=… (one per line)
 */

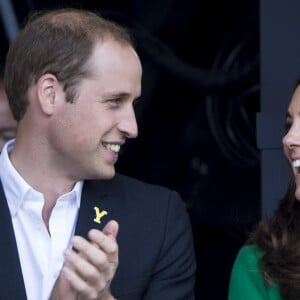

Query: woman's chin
left=295, top=188, right=300, bottom=201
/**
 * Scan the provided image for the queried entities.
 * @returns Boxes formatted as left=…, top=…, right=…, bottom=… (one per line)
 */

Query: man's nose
left=118, top=106, right=138, bottom=139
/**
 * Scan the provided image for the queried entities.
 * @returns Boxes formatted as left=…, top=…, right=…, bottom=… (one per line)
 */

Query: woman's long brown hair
left=249, top=179, right=300, bottom=299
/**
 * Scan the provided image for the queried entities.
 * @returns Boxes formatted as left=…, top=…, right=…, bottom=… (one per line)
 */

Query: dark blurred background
left=1, top=0, right=282, bottom=299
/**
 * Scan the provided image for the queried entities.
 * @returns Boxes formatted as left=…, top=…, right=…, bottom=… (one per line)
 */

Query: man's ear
left=37, top=73, right=60, bottom=116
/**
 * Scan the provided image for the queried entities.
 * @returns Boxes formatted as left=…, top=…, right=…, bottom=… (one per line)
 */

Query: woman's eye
left=285, top=120, right=292, bottom=132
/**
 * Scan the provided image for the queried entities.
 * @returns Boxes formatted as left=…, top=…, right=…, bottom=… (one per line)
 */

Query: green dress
left=228, top=245, right=282, bottom=300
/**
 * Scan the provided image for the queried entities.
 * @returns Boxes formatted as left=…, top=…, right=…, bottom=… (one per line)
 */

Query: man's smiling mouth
left=103, top=143, right=121, bottom=153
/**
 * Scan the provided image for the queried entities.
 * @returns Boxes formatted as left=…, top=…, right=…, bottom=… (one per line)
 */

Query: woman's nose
left=282, top=126, right=300, bottom=149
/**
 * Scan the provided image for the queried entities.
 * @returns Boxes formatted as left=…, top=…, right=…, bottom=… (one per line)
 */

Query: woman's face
left=282, top=84, right=300, bottom=200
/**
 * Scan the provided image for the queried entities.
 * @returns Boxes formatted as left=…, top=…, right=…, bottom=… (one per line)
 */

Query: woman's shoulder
left=229, top=244, right=281, bottom=300
left=235, top=244, right=264, bottom=266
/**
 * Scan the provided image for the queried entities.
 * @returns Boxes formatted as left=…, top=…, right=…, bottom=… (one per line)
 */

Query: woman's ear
left=37, top=73, right=60, bottom=116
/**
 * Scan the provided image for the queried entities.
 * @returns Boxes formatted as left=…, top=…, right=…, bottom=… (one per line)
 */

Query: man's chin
left=99, top=167, right=116, bottom=180
left=84, top=165, right=116, bottom=180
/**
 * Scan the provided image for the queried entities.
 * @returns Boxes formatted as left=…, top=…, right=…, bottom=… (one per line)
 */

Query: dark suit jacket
left=0, top=173, right=196, bottom=299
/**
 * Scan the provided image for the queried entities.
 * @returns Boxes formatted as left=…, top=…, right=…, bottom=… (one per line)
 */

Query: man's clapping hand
left=50, top=220, right=119, bottom=300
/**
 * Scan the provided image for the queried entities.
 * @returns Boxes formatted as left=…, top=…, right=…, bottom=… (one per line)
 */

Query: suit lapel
left=0, top=181, right=27, bottom=299
left=75, top=179, right=116, bottom=238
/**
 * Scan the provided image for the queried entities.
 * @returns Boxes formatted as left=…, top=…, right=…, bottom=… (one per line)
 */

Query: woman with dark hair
left=228, top=82, right=300, bottom=300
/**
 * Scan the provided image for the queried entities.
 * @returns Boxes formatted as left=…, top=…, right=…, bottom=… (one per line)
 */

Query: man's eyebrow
left=102, top=92, right=130, bottom=98
left=102, top=92, right=141, bottom=100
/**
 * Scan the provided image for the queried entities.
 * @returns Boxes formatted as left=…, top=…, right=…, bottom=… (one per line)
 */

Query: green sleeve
left=228, top=245, right=281, bottom=300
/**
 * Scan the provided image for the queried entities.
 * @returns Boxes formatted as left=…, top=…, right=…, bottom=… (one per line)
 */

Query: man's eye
left=108, top=98, right=122, bottom=107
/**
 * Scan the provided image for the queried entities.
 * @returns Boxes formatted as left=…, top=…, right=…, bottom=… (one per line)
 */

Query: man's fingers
left=64, top=248, right=106, bottom=279
left=70, top=221, right=119, bottom=264
left=61, top=266, right=99, bottom=299
left=87, top=220, right=119, bottom=253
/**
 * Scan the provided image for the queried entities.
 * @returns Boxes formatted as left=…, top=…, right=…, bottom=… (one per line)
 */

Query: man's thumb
left=103, top=220, right=119, bottom=239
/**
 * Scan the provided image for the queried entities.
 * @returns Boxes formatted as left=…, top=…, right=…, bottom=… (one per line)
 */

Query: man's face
left=48, top=40, right=142, bottom=180
left=0, top=82, right=17, bottom=150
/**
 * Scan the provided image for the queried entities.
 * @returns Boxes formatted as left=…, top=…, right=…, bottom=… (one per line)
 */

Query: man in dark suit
left=0, top=8, right=196, bottom=300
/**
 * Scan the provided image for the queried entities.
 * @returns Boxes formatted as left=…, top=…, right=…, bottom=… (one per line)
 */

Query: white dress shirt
left=0, top=139, right=83, bottom=300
